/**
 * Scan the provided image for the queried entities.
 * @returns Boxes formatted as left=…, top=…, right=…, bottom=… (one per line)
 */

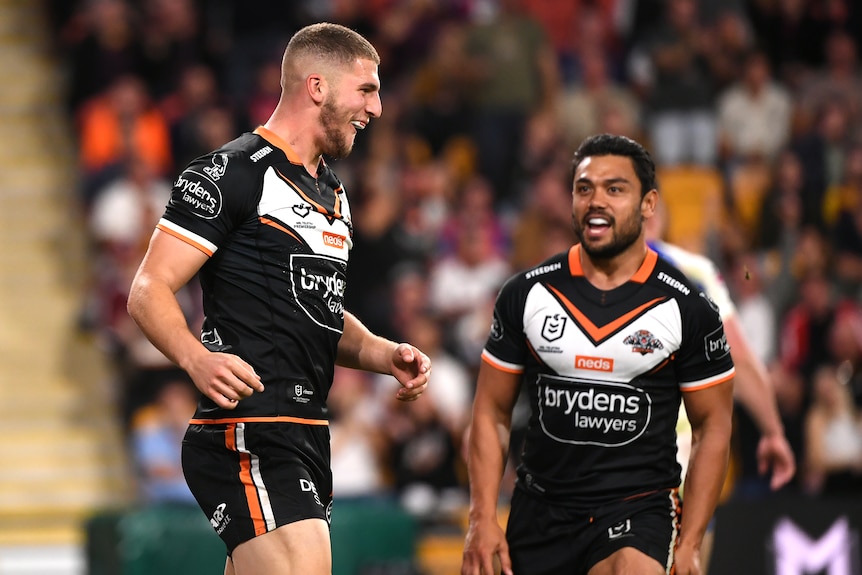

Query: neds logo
left=322, top=231, right=345, bottom=249
left=576, top=355, right=614, bottom=372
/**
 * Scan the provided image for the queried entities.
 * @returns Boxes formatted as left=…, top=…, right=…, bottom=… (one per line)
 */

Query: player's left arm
left=675, top=378, right=734, bottom=575
left=336, top=311, right=430, bottom=401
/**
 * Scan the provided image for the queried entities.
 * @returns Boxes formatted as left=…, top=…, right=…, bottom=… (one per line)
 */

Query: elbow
left=126, top=276, right=147, bottom=324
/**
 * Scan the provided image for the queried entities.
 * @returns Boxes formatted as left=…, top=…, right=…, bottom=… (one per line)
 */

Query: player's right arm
left=127, top=230, right=263, bottom=409
left=461, top=360, right=520, bottom=575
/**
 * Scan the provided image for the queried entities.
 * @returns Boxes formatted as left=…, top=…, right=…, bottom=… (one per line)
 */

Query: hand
left=186, top=351, right=264, bottom=409
left=461, top=519, right=513, bottom=575
left=673, top=542, right=702, bottom=575
left=757, top=432, right=796, bottom=490
left=390, top=343, right=431, bottom=402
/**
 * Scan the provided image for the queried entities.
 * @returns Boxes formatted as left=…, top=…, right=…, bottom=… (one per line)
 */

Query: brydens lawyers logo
left=576, top=355, right=614, bottom=372
left=322, top=231, right=346, bottom=249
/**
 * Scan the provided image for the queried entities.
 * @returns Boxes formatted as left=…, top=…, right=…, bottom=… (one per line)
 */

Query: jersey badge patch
left=704, top=325, right=730, bottom=360
left=541, top=314, right=567, bottom=342
left=173, top=169, right=222, bottom=219
left=292, top=203, right=313, bottom=218
left=623, top=329, right=664, bottom=355
left=202, top=153, right=228, bottom=181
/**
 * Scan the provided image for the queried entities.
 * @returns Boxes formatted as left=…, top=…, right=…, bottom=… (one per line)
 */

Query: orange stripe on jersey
left=254, top=126, right=302, bottom=165
left=568, top=244, right=582, bottom=276
left=630, top=249, right=658, bottom=283
left=481, top=353, right=524, bottom=374
left=190, top=415, right=330, bottom=425
left=259, top=217, right=303, bottom=243
left=156, top=223, right=214, bottom=256
left=681, top=371, right=734, bottom=392
left=548, top=285, right=666, bottom=343
left=568, top=244, right=658, bottom=284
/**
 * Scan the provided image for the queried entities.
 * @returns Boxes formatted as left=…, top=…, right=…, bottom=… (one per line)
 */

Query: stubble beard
left=320, top=97, right=353, bottom=159
left=573, top=213, right=643, bottom=260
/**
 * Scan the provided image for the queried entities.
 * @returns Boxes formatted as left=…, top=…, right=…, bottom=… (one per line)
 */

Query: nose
left=367, top=92, right=382, bottom=119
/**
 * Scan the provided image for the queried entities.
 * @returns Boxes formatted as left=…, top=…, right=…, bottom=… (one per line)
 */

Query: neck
left=264, top=103, right=323, bottom=176
left=579, top=242, right=648, bottom=291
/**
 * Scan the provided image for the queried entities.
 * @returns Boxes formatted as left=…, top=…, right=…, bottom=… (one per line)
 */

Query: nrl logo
left=623, top=329, right=664, bottom=355
left=292, top=203, right=312, bottom=218
left=541, top=314, right=567, bottom=342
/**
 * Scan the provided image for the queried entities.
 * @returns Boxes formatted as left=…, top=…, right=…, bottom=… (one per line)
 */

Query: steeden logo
left=322, top=231, right=346, bottom=249
left=575, top=355, right=614, bottom=372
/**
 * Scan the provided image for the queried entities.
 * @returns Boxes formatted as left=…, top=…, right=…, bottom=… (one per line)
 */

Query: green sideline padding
left=85, top=500, right=418, bottom=575
left=331, top=499, right=419, bottom=575
left=85, top=504, right=226, bottom=575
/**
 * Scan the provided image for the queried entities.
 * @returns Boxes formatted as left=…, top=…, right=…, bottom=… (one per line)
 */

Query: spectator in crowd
left=158, top=63, right=222, bottom=171
left=634, top=0, right=719, bottom=166
left=556, top=48, right=642, bottom=154
left=828, top=144, right=862, bottom=293
left=59, top=0, right=144, bottom=113
left=795, top=30, right=862, bottom=139
left=329, top=367, right=391, bottom=501
left=717, top=48, right=793, bottom=169
left=461, top=0, right=560, bottom=206
left=791, top=97, right=854, bottom=231
left=803, top=363, right=862, bottom=496
left=130, top=377, right=198, bottom=504
left=76, top=74, right=173, bottom=203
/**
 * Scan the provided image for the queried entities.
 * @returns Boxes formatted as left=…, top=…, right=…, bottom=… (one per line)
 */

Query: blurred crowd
left=46, top=0, right=862, bottom=520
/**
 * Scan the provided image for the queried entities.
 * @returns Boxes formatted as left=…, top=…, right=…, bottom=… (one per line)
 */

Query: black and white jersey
left=158, top=126, right=353, bottom=422
left=483, top=245, right=735, bottom=507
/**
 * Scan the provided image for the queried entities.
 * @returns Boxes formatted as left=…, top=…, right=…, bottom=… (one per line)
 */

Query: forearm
left=467, top=413, right=511, bottom=522
left=678, top=423, right=731, bottom=549
left=725, top=318, right=783, bottom=437
left=733, top=357, right=783, bottom=437
left=336, top=311, right=397, bottom=374
left=127, top=274, right=208, bottom=371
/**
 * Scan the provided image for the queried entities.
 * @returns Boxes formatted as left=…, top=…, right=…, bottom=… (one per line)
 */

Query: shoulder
left=649, top=255, right=721, bottom=315
left=502, top=250, right=570, bottom=292
left=650, top=241, right=736, bottom=319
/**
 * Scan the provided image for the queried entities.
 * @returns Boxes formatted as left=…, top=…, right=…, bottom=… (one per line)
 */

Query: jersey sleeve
left=481, top=274, right=528, bottom=373
left=157, top=150, right=260, bottom=256
left=675, top=291, right=735, bottom=392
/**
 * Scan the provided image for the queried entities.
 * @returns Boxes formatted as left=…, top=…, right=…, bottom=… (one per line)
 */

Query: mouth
left=350, top=120, right=367, bottom=131
left=584, top=215, right=612, bottom=238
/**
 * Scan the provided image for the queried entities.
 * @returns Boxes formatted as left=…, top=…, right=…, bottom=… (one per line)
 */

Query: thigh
left=588, top=547, right=665, bottom=575
left=584, top=489, right=681, bottom=575
left=182, top=422, right=332, bottom=554
left=231, top=517, right=331, bottom=575
left=506, top=489, right=590, bottom=575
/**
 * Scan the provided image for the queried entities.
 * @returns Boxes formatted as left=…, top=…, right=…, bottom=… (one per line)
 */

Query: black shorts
left=506, top=487, right=681, bottom=575
left=181, top=420, right=332, bottom=553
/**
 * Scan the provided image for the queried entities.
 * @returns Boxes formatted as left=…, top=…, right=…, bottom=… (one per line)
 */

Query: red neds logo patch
left=575, top=355, right=614, bottom=372
left=322, top=231, right=345, bottom=248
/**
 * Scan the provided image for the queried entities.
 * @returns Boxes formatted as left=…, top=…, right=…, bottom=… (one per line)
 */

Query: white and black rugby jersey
left=483, top=244, right=735, bottom=507
left=158, top=126, right=353, bottom=422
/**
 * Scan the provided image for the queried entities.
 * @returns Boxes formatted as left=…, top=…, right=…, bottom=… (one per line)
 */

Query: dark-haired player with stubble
left=461, top=134, right=734, bottom=575
left=127, top=23, right=431, bottom=575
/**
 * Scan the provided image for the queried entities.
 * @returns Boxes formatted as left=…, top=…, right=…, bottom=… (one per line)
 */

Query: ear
left=307, top=74, right=327, bottom=104
left=641, top=188, right=658, bottom=219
